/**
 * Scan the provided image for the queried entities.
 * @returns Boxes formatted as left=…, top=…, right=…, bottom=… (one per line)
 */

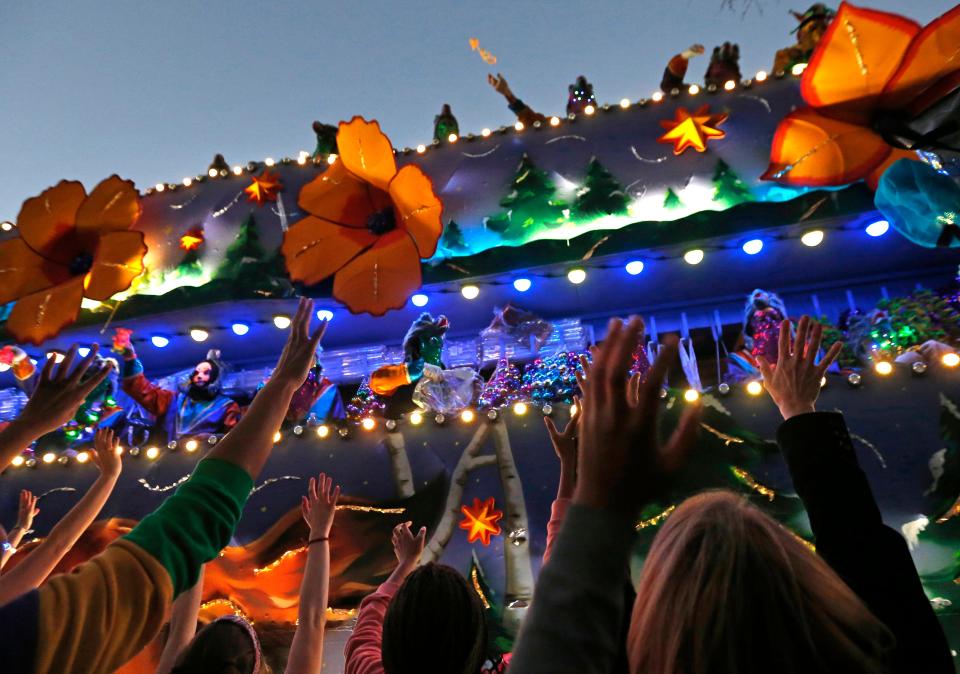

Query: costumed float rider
left=113, top=328, right=241, bottom=442
left=773, top=4, right=835, bottom=74
left=369, top=313, right=481, bottom=417
left=704, top=42, right=742, bottom=89
left=434, top=104, right=460, bottom=143
left=488, top=73, right=547, bottom=127
left=660, top=44, right=706, bottom=92
left=728, top=289, right=789, bottom=379
left=260, top=351, right=345, bottom=423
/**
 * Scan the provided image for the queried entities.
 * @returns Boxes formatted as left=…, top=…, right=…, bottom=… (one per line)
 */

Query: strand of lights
left=199, top=598, right=253, bottom=622
left=138, top=475, right=190, bottom=493
left=138, top=72, right=787, bottom=199
left=636, top=505, right=676, bottom=530
left=731, top=466, right=776, bottom=501
left=471, top=564, right=492, bottom=609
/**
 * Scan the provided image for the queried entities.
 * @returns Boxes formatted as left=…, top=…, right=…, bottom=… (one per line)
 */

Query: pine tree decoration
left=469, top=551, right=514, bottom=658
left=663, top=187, right=684, bottom=210
left=215, top=213, right=267, bottom=281
left=346, top=379, right=386, bottom=421
left=440, top=220, right=469, bottom=255
left=573, top=158, right=629, bottom=219
left=486, top=154, right=569, bottom=242
left=479, top=358, right=523, bottom=409
left=174, top=248, right=204, bottom=278
left=711, top=159, right=754, bottom=208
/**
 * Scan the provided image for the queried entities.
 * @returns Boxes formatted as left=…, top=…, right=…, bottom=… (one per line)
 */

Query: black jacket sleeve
left=777, top=412, right=954, bottom=674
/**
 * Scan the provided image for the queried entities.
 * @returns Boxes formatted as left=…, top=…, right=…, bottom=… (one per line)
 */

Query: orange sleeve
left=122, top=373, right=174, bottom=418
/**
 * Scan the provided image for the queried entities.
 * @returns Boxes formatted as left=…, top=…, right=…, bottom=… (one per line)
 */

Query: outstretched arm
left=760, top=316, right=953, bottom=674
left=0, top=428, right=121, bottom=606
left=0, top=345, right=111, bottom=471
left=1, top=490, right=40, bottom=570
left=155, top=566, right=205, bottom=674
left=207, top=297, right=326, bottom=480
left=287, top=473, right=340, bottom=674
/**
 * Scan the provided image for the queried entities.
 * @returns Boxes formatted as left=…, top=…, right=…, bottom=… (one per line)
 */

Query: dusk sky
left=1, top=0, right=952, bottom=221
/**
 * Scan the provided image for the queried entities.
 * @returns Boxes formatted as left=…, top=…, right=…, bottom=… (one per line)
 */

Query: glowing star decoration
left=762, top=3, right=960, bottom=189
left=244, top=169, right=282, bottom=206
left=282, top=117, right=443, bottom=316
left=657, top=105, right=728, bottom=155
left=459, top=497, right=503, bottom=546
left=179, top=226, right=204, bottom=251
left=0, top=176, right=146, bottom=344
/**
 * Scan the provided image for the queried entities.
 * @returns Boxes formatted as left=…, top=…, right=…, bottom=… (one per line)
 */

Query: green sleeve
left=124, top=458, right=253, bottom=595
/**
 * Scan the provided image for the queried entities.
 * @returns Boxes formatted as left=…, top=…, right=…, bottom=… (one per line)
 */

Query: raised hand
left=272, top=297, right=327, bottom=389
left=16, top=490, right=39, bottom=531
left=18, top=344, right=112, bottom=437
left=574, top=319, right=700, bottom=518
left=544, top=397, right=579, bottom=464
left=92, top=428, right=123, bottom=478
left=487, top=72, right=514, bottom=99
left=757, top=315, right=843, bottom=421
left=392, top=521, right=426, bottom=577
left=301, top=473, right=340, bottom=539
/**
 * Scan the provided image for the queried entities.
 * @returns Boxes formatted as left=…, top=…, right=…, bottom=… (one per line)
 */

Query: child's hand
left=92, top=428, right=123, bottom=478
left=301, top=473, right=340, bottom=539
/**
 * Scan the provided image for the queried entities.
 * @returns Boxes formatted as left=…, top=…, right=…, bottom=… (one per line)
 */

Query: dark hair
left=382, top=563, right=487, bottom=674
left=171, top=619, right=261, bottom=674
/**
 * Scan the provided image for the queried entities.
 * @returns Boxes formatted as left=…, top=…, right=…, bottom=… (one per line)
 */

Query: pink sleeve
left=542, top=498, right=572, bottom=565
left=344, top=580, right=401, bottom=674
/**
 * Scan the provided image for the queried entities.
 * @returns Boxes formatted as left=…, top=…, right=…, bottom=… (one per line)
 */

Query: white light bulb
left=801, top=230, right=824, bottom=247
left=189, top=329, right=209, bottom=343
left=461, top=285, right=480, bottom=300
left=742, top=239, right=764, bottom=255
left=411, top=293, right=429, bottom=307
left=513, top=278, right=532, bottom=292
left=625, top=260, right=644, bottom=275
left=683, top=249, right=704, bottom=265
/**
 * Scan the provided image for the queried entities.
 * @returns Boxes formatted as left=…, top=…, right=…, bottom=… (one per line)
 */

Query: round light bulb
left=942, top=353, right=960, bottom=368
left=447, top=133, right=458, bottom=143
left=549, top=116, right=561, bottom=126
left=801, top=229, right=824, bottom=247
left=151, top=335, right=170, bottom=348
left=208, top=168, right=219, bottom=178
left=185, top=439, right=199, bottom=452
left=513, top=278, right=532, bottom=292
left=567, top=268, right=587, bottom=285
left=411, top=293, right=429, bottom=307
left=273, top=431, right=282, bottom=443
left=416, top=144, right=426, bottom=153
left=865, top=220, right=890, bottom=237
left=273, top=315, right=292, bottom=329
left=11, top=455, right=25, bottom=467
left=461, top=285, right=480, bottom=300
left=461, top=409, right=476, bottom=423
left=155, top=183, right=166, bottom=192
left=190, top=328, right=209, bottom=343
left=76, top=451, right=90, bottom=464
left=297, top=154, right=308, bottom=165
left=317, top=425, right=330, bottom=438
left=683, top=388, right=700, bottom=402
left=513, top=401, right=528, bottom=415
left=688, top=84, right=700, bottom=95
left=584, top=104, right=596, bottom=115
left=231, top=323, right=250, bottom=336
left=42, top=452, right=56, bottom=464
left=651, top=91, right=664, bottom=102
left=145, top=446, right=160, bottom=460
left=746, top=380, right=764, bottom=396
left=625, top=260, right=645, bottom=275
left=0, top=221, right=13, bottom=231
left=755, top=70, right=768, bottom=82
left=514, top=121, right=525, bottom=131
left=481, top=128, right=491, bottom=137
left=361, top=417, right=376, bottom=431
left=874, top=361, right=893, bottom=376
left=232, top=165, right=243, bottom=175
left=264, top=157, right=275, bottom=166
left=791, top=63, right=808, bottom=76
left=724, top=80, right=736, bottom=91
left=316, top=309, right=334, bottom=322
left=683, top=249, right=705, bottom=265
left=742, top=239, right=764, bottom=255
left=620, top=98, right=631, bottom=108
left=327, top=153, right=338, bottom=165
left=409, top=412, right=424, bottom=425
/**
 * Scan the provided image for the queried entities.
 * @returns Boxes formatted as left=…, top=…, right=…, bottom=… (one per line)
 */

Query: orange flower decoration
left=0, top=176, right=146, bottom=344
left=282, top=117, right=443, bottom=316
left=459, top=497, right=503, bottom=546
left=763, top=2, right=960, bottom=188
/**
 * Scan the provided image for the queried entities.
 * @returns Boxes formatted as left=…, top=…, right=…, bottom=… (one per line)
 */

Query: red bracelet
left=308, top=536, right=330, bottom=546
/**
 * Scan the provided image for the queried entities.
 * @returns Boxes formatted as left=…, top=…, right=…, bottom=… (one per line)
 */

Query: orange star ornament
left=244, top=169, right=282, bottom=206
left=282, top=116, right=443, bottom=316
left=763, top=2, right=960, bottom=188
left=658, top=104, right=728, bottom=155
left=0, top=176, right=147, bottom=344
left=459, top=497, right=503, bottom=546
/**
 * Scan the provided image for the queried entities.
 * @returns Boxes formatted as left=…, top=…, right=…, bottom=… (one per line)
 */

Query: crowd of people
left=0, top=299, right=954, bottom=673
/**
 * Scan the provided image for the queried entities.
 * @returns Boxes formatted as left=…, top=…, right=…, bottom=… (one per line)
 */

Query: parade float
left=1, top=2, right=959, bottom=669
